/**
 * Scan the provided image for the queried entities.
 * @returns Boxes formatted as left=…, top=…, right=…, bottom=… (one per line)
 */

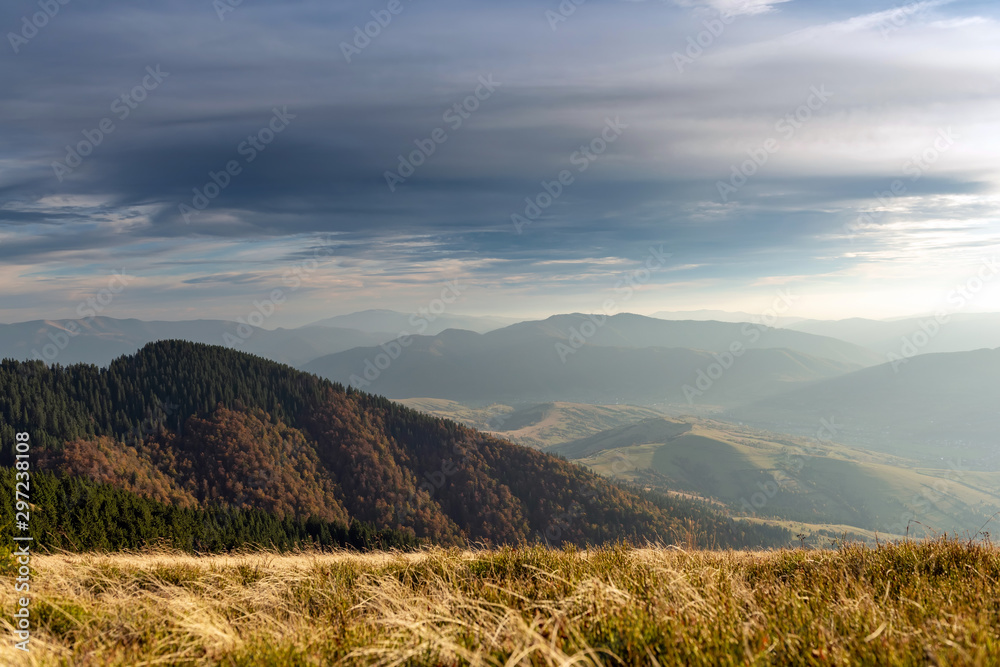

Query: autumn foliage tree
left=0, top=341, right=790, bottom=550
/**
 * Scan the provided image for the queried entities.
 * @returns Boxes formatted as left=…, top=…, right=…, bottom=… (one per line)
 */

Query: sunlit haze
left=3, top=0, right=999, bottom=325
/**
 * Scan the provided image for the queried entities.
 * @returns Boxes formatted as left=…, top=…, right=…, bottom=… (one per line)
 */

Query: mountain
left=549, top=418, right=692, bottom=459
left=304, top=314, right=880, bottom=407
left=307, top=309, right=518, bottom=335
left=397, top=399, right=669, bottom=449
left=0, top=341, right=788, bottom=548
left=727, top=347, right=1000, bottom=465
left=548, top=418, right=1000, bottom=537
left=651, top=309, right=803, bottom=326
left=487, top=314, right=881, bottom=366
left=784, top=313, right=1000, bottom=357
left=0, top=317, right=394, bottom=367
left=490, top=402, right=671, bottom=449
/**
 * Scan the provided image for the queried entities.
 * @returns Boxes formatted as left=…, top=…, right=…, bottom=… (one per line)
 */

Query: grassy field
left=396, top=399, right=667, bottom=450
left=3, top=540, right=1000, bottom=665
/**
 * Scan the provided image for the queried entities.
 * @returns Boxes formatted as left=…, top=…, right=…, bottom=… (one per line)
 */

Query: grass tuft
left=2, top=538, right=999, bottom=665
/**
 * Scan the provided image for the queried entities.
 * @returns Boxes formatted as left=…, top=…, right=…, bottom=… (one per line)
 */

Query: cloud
left=0, top=0, right=997, bottom=322
left=675, top=0, right=794, bottom=17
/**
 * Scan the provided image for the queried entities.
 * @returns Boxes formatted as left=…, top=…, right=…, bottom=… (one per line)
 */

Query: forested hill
left=0, top=341, right=789, bottom=549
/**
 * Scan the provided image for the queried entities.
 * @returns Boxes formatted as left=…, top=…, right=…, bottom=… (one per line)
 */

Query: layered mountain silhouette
left=728, top=347, right=1000, bottom=465
left=305, top=314, right=881, bottom=406
left=785, top=313, right=1000, bottom=357
left=307, top=309, right=517, bottom=335
left=0, top=317, right=394, bottom=367
left=652, top=309, right=803, bottom=326
left=0, top=341, right=788, bottom=548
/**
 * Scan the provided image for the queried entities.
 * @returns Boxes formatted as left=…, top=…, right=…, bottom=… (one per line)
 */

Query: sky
left=2, top=0, right=999, bottom=327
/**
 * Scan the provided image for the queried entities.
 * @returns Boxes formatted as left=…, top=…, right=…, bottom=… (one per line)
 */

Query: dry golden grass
left=2, top=540, right=999, bottom=665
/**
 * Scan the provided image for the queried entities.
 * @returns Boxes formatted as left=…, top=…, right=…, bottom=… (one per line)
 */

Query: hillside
left=397, top=399, right=668, bottom=449
left=306, top=328, right=866, bottom=408
left=549, top=417, right=692, bottom=459
left=727, top=347, right=1000, bottom=464
left=0, top=341, right=788, bottom=549
left=786, top=313, right=1000, bottom=356
left=492, top=314, right=882, bottom=366
left=552, top=419, right=1000, bottom=536
left=0, top=467, right=413, bottom=553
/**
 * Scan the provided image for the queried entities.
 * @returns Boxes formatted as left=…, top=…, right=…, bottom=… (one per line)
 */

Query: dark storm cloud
left=1, top=0, right=998, bottom=320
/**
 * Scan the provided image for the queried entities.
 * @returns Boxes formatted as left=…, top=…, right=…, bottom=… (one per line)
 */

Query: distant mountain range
left=496, top=314, right=882, bottom=366
left=5, top=311, right=1000, bottom=373
left=4, top=312, right=999, bottom=468
left=0, top=341, right=788, bottom=548
left=0, top=317, right=395, bottom=367
left=545, top=417, right=1000, bottom=536
left=305, top=314, right=880, bottom=407
left=728, top=347, right=1000, bottom=465
left=0, top=310, right=518, bottom=368
left=651, top=309, right=803, bottom=326
left=784, top=313, right=1000, bottom=357
left=307, top=309, right=518, bottom=335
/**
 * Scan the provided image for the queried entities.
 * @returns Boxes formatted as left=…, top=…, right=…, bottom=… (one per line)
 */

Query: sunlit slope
left=557, top=419, right=1000, bottom=537
left=728, top=347, right=1000, bottom=462
left=394, top=398, right=516, bottom=431
left=549, top=417, right=692, bottom=458
left=397, top=399, right=668, bottom=449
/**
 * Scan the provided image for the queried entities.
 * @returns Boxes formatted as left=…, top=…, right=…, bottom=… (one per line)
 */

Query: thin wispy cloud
left=674, top=0, right=794, bottom=17
left=0, top=0, right=997, bottom=322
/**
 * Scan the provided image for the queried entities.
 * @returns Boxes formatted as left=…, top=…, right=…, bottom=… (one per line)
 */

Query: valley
left=8, top=5, right=1000, bottom=661
left=402, top=398, right=1000, bottom=541
left=5, top=310, right=999, bottom=547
